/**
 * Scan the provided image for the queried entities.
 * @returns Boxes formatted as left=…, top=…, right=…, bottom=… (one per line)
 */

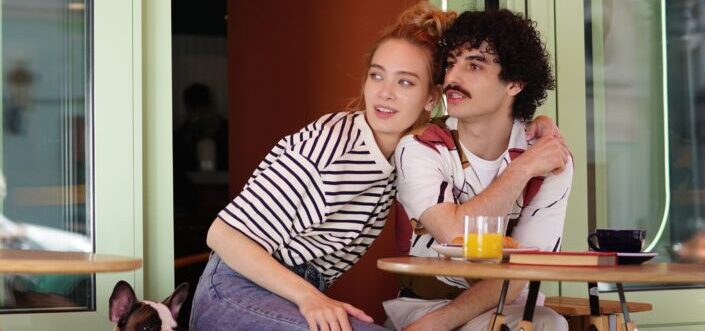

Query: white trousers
left=383, top=297, right=568, bottom=331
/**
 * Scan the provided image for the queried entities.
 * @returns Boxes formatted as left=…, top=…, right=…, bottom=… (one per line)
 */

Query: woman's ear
left=424, top=87, right=442, bottom=111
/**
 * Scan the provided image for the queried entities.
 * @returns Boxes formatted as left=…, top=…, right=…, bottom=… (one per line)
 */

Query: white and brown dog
left=109, top=280, right=189, bottom=331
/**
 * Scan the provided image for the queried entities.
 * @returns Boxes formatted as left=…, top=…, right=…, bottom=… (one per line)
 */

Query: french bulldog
left=109, top=280, right=189, bottom=331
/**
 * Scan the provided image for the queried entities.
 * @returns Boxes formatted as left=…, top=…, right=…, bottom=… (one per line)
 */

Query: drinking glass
left=463, top=216, right=507, bottom=263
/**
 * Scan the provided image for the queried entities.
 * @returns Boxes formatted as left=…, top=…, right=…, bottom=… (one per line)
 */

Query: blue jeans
left=189, top=253, right=387, bottom=331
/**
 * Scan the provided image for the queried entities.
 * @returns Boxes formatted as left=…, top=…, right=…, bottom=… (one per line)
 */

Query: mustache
left=443, top=84, right=471, bottom=98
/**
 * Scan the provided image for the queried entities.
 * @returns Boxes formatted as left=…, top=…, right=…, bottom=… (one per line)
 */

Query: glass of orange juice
left=463, top=216, right=507, bottom=263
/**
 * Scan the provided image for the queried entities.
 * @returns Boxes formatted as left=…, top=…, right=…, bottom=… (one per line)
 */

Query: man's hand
left=298, top=290, right=373, bottom=331
left=514, top=135, right=570, bottom=177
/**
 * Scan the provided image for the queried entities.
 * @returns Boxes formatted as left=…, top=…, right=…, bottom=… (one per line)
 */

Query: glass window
left=586, top=0, right=705, bottom=273
left=0, top=0, right=93, bottom=311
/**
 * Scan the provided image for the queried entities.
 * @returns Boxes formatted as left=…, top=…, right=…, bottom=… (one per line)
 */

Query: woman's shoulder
left=308, top=111, right=360, bottom=133
left=292, top=112, right=358, bottom=138
left=276, top=112, right=362, bottom=164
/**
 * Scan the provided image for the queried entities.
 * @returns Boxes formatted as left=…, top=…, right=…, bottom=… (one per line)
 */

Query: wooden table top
left=0, top=249, right=142, bottom=274
left=378, top=257, right=705, bottom=283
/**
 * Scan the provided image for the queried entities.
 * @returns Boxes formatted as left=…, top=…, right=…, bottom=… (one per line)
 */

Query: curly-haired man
left=385, top=9, right=573, bottom=331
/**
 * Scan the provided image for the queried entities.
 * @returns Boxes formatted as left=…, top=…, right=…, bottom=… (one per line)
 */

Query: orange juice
left=464, top=233, right=503, bottom=260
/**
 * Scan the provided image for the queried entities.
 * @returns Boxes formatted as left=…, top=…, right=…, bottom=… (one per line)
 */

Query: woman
left=189, top=3, right=556, bottom=331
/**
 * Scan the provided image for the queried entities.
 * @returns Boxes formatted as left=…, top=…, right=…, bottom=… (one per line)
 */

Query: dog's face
left=109, top=280, right=189, bottom=331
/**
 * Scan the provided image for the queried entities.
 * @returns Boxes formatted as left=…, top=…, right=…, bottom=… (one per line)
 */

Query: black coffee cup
left=587, top=229, right=646, bottom=252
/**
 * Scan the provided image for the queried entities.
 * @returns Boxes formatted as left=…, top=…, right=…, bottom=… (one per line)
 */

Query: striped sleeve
left=251, top=137, right=290, bottom=179
left=249, top=113, right=343, bottom=180
left=218, top=148, right=326, bottom=254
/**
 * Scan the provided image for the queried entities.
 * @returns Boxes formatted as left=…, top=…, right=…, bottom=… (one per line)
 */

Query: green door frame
left=1, top=0, right=173, bottom=329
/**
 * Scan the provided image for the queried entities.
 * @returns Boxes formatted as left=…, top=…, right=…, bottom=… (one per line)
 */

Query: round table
left=378, top=257, right=705, bottom=331
left=377, top=256, right=705, bottom=283
left=0, top=249, right=142, bottom=274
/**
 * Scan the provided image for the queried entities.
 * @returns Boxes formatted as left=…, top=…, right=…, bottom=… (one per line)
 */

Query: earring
left=440, top=95, right=448, bottom=116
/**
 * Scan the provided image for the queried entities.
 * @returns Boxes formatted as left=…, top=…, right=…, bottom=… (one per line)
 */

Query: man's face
left=443, top=42, right=521, bottom=121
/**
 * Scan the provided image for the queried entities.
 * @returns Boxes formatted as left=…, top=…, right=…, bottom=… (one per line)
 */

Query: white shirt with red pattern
left=394, top=117, right=573, bottom=288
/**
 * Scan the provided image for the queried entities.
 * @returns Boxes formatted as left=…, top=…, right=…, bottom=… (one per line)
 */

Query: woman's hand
left=525, top=115, right=561, bottom=140
left=524, top=115, right=571, bottom=175
left=297, top=290, right=373, bottom=331
left=511, top=135, right=570, bottom=177
left=208, top=220, right=372, bottom=331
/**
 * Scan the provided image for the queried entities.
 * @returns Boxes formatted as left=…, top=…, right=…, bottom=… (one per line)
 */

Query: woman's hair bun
left=394, top=1, right=456, bottom=41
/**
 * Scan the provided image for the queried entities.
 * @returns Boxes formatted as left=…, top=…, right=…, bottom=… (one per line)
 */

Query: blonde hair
left=348, top=2, right=456, bottom=126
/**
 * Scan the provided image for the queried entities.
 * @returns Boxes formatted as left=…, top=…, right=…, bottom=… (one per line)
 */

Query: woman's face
left=364, top=39, right=436, bottom=138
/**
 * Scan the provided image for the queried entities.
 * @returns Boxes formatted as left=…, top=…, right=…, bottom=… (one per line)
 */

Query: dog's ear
left=162, top=282, right=190, bottom=320
left=109, top=280, right=137, bottom=323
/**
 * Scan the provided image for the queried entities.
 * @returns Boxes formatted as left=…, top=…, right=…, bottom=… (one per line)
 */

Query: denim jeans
left=189, top=253, right=387, bottom=331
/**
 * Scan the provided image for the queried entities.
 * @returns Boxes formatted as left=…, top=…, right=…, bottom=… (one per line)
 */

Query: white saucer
left=431, top=243, right=539, bottom=259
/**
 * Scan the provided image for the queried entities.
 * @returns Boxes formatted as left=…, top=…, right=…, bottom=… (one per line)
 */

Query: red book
left=508, top=251, right=617, bottom=267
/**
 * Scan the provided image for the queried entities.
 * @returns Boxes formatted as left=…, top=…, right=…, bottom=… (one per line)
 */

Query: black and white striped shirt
left=219, top=111, right=396, bottom=285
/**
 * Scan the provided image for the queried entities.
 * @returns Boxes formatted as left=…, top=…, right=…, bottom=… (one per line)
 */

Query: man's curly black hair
left=436, top=9, right=555, bottom=121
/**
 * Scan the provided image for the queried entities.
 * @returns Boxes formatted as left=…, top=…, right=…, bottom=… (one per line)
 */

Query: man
left=385, top=9, right=573, bottom=331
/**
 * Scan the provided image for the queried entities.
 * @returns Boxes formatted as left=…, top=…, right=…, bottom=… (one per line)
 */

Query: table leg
left=586, top=282, right=609, bottom=331
left=517, top=281, right=541, bottom=331
left=616, top=283, right=638, bottom=331
left=586, top=316, right=610, bottom=331
left=517, top=320, right=534, bottom=331
left=487, top=280, right=511, bottom=331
